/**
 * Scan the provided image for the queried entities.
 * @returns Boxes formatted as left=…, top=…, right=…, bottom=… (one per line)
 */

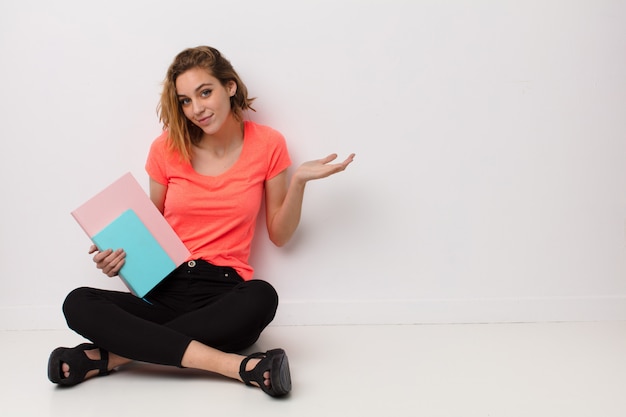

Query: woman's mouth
left=197, top=115, right=213, bottom=125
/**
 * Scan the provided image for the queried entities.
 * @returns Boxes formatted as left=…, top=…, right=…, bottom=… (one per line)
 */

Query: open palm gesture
left=294, top=153, right=355, bottom=183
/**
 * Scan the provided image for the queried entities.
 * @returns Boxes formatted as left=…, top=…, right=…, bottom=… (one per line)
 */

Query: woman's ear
left=228, top=81, right=237, bottom=97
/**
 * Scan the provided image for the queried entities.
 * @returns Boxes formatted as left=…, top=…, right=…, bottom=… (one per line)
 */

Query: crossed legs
left=52, top=275, right=281, bottom=391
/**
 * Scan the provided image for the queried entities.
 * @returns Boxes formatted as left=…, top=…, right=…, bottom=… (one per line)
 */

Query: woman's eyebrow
left=177, top=83, right=214, bottom=98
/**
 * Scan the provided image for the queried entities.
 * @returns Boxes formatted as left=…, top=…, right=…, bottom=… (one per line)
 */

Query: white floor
left=2, top=322, right=626, bottom=417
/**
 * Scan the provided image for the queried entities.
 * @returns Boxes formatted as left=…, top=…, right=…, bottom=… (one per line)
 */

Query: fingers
left=319, top=153, right=339, bottom=164
left=92, top=247, right=126, bottom=277
left=105, top=255, right=125, bottom=277
left=343, top=153, right=356, bottom=165
left=326, top=153, right=354, bottom=166
left=336, top=153, right=355, bottom=170
left=326, top=153, right=355, bottom=174
left=92, top=248, right=109, bottom=263
left=295, top=153, right=355, bottom=183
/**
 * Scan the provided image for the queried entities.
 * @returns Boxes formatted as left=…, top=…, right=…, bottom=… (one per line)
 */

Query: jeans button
left=187, top=260, right=196, bottom=267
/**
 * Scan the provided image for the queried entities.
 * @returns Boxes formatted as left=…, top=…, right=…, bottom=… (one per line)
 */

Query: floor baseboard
left=2, top=295, right=625, bottom=330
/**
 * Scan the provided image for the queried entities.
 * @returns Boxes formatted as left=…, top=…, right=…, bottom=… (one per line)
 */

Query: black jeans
left=62, top=260, right=279, bottom=366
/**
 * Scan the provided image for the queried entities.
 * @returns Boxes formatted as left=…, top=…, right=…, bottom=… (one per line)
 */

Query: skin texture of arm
left=149, top=178, right=167, bottom=214
left=265, top=153, right=355, bottom=247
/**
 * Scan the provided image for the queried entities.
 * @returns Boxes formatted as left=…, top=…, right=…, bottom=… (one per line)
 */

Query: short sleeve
left=145, top=131, right=169, bottom=185
left=265, top=129, right=292, bottom=180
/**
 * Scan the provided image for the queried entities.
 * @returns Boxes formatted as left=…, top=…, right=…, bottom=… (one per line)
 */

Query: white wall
left=1, top=0, right=625, bottom=329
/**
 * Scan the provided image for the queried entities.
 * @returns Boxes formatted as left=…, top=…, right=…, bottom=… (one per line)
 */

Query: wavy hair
left=157, top=46, right=255, bottom=161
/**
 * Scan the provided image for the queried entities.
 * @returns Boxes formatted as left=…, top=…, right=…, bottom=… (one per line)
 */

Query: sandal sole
left=268, top=349, right=292, bottom=396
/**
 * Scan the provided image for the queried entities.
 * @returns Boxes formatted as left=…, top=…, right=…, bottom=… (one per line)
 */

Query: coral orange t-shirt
left=145, top=121, right=291, bottom=280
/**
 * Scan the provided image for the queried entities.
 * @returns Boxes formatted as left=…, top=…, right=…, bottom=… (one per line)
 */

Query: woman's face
left=175, top=67, right=236, bottom=136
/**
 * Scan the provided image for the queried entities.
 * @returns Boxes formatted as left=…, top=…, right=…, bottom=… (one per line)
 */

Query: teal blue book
left=92, top=209, right=176, bottom=298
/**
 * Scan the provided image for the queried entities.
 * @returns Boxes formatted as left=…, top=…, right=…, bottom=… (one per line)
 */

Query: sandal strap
left=239, top=352, right=265, bottom=387
left=48, top=343, right=110, bottom=386
left=239, top=349, right=291, bottom=397
left=97, top=349, right=110, bottom=376
left=75, top=343, right=110, bottom=376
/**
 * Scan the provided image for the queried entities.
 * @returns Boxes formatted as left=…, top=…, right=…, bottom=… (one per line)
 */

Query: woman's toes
left=242, top=359, right=272, bottom=388
left=60, top=351, right=101, bottom=381
left=62, top=363, right=70, bottom=378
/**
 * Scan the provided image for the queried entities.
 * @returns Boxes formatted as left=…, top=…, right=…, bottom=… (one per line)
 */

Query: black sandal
left=239, top=348, right=292, bottom=397
left=48, top=343, right=110, bottom=386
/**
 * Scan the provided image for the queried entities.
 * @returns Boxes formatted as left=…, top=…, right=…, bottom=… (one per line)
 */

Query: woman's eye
left=179, top=98, right=191, bottom=106
left=201, top=89, right=212, bottom=97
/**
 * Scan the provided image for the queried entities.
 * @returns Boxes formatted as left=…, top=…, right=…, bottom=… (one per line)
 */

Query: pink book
left=71, top=172, right=190, bottom=295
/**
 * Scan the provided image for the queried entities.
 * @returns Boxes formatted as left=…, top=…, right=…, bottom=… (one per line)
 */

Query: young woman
left=47, top=46, right=354, bottom=397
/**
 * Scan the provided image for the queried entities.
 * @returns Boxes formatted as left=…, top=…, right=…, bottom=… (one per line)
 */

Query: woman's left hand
left=294, top=153, right=355, bottom=184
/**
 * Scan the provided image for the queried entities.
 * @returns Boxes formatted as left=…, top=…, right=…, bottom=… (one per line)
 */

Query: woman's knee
left=244, top=280, right=279, bottom=314
left=62, top=287, right=96, bottom=329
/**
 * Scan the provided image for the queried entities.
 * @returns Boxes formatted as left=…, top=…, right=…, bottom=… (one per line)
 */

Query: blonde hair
left=158, top=46, right=255, bottom=161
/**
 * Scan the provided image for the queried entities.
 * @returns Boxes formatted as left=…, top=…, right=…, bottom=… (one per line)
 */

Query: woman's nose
left=192, top=100, right=204, bottom=114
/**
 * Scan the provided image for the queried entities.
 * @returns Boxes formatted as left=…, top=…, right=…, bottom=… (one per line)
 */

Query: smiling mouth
left=197, top=115, right=213, bottom=124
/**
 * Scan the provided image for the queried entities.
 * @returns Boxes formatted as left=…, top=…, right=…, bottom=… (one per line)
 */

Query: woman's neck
left=195, top=116, right=244, bottom=157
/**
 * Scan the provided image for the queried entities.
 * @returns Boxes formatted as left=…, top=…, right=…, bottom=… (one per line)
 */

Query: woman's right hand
left=89, top=245, right=126, bottom=277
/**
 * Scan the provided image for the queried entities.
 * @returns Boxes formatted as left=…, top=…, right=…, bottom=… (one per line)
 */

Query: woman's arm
left=265, top=153, right=355, bottom=247
left=149, top=178, right=168, bottom=214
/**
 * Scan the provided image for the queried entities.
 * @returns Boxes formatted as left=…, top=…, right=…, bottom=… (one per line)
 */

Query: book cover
left=71, top=172, right=190, bottom=296
left=71, top=172, right=190, bottom=264
left=92, top=209, right=176, bottom=297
